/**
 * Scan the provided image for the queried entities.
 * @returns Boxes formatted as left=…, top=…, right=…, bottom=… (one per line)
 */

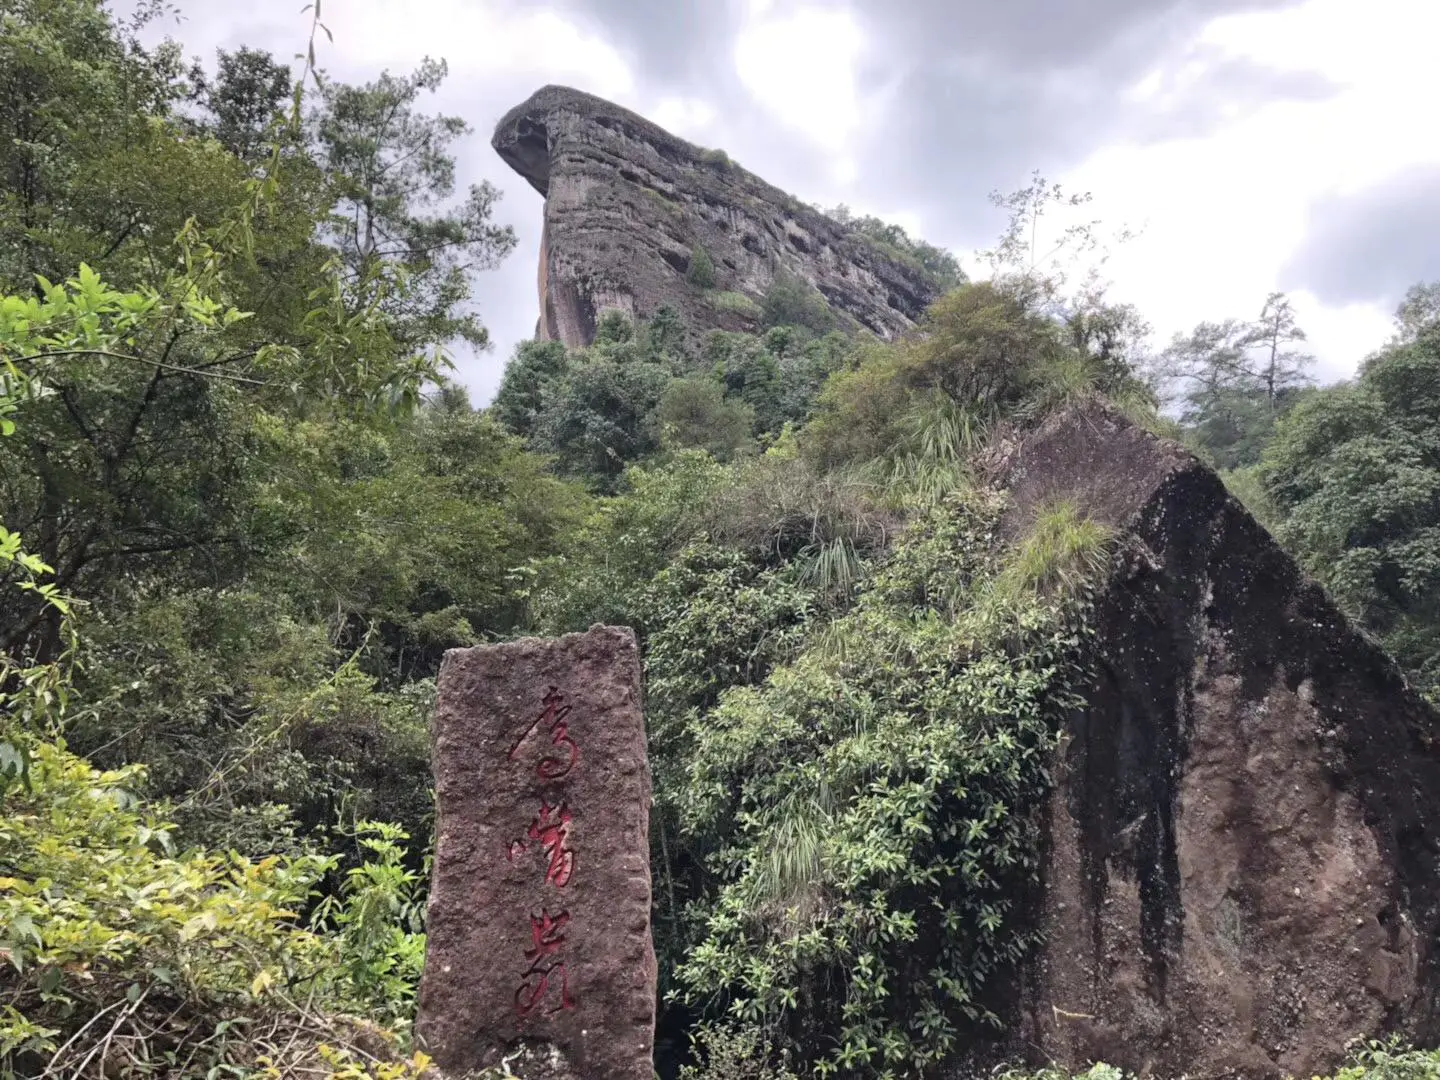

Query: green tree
left=1063, top=287, right=1153, bottom=384
left=761, top=273, right=837, bottom=336
left=646, top=303, right=690, bottom=362
left=311, top=57, right=516, bottom=351
left=654, top=376, right=754, bottom=459
left=688, top=242, right=717, bottom=289
left=1248, top=292, right=1314, bottom=410
left=491, top=338, right=569, bottom=438
left=706, top=331, right=782, bottom=434
left=0, top=0, right=192, bottom=288
left=197, top=46, right=293, bottom=162
left=283, top=392, right=584, bottom=678
left=1394, top=281, right=1440, bottom=344
left=532, top=350, right=672, bottom=489
left=1160, top=293, right=1316, bottom=467
left=1263, top=327, right=1440, bottom=698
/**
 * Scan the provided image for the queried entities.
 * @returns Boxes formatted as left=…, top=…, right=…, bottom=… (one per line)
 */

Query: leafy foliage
left=711, top=290, right=763, bottom=319
left=490, top=339, right=568, bottom=438
left=1262, top=329, right=1440, bottom=698
left=760, top=273, right=839, bottom=336
left=195, top=46, right=293, bottom=162
left=803, top=281, right=1151, bottom=474
left=311, top=57, right=517, bottom=350
left=655, top=377, right=755, bottom=460
left=670, top=491, right=1108, bottom=1075
left=1393, top=282, right=1440, bottom=344
left=825, top=204, right=965, bottom=294
left=0, top=0, right=191, bottom=289
left=688, top=244, right=718, bottom=289
left=0, top=257, right=431, bottom=1080
left=678, top=1022, right=801, bottom=1080
left=492, top=307, right=855, bottom=489
left=698, top=148, right=735, bottom=172
left=0, top=727, right=432, bottom=1076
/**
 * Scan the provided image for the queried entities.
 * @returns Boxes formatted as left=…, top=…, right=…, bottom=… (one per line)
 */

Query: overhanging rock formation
left=492, top=85, right=940, bottom=348
left=999, top=403, right=1440, bottom=1078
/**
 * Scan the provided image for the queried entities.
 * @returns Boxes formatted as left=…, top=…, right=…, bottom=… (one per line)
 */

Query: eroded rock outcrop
left=999, top=404, right=1440, bottom=1078
left=493, top=85, right=939, bottom=348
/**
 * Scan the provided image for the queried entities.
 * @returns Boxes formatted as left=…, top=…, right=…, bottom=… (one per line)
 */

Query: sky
left=140, top=0, right=1440, bottom=402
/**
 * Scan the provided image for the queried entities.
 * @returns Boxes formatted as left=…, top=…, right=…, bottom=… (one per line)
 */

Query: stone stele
left=416, top=625, right=655, bottom=1080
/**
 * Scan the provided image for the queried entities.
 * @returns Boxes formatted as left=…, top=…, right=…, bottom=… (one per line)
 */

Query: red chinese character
left=527, top=799, right=575, bottom=887
left=515, top=959, right=575, bottom=1017
left=526, top=908, right=570, bottom=960
left=514, top=909, right=576, bottom=1017
left=507, top=687, right=580, bottom=781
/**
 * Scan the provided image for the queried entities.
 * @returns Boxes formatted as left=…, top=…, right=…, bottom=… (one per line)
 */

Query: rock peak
left=492, top=85, right=941, bottom=348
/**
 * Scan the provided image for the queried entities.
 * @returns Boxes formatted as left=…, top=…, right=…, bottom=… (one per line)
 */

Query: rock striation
left=492, top=85, right=940, bottom=348
left=997, top=403, right=1440, bottom=1078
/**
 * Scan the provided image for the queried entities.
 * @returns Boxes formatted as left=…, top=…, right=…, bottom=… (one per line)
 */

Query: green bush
left=654, top=377, right=755, bottom=460
left=761, top=273, right=838, bottom=335
left=1262, top=334, right=1440, bottom=699
left=688, top=243, right=718, bottom=289
left=699, top=147, right=734, bottom=171
left=678, top=1022, right=800, bottom=1080
left=712, top=290, right=762, bottom=318
left=670, top=489, right=1110, bottom=1075
left=0, top=738, right=431, bottom=1077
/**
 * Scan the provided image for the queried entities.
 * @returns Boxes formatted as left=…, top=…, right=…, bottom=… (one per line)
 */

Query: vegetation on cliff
left=1, top=2, right=1438, bottom=1078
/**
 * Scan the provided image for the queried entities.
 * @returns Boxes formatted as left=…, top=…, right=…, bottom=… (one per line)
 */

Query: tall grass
left=747, top=785, right=835, bottom=925
left=703, top=455, right=893, bottom=597
left=994, top=501, right=1114, bottom=601
left=875, top=394, right=989, bottom=506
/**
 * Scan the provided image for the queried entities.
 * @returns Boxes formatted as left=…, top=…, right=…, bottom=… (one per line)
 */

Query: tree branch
left=14, top=350, right=273, bottom=386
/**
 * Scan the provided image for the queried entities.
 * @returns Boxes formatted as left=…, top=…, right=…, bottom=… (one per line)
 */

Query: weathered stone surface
left=492, top=85, right=940, bottom=348
left=997, top=403, right=1440, bottom=1078
left=415, top=625, right=655, bottom=1080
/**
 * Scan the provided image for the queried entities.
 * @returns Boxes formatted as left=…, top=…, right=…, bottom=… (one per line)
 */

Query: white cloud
left=1058, top=0, right=1440, bottom=380
left=733, top=3, right=871, bottom=185
left=218, top=1, right=636, bottom=100
left=646, top=97, right=720, bottom=143
left=134, top=0, right=1438, bottom=394
left=1289, top=292, right=1396, bottom=381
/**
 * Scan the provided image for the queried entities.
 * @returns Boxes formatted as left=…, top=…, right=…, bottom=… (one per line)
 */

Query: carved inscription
left=416, top=624, right=655, bottom=1080
left=508, top=687, right=579, bottom=1016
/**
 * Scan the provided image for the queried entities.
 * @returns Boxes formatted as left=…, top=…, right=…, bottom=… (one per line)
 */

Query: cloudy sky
left=143, top=0, right=1440, bottom=401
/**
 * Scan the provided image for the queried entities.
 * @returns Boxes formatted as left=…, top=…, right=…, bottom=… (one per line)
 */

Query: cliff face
left=492, top=85, right=940, bottom=348
left=998, top=404, right=1440, bottom=1078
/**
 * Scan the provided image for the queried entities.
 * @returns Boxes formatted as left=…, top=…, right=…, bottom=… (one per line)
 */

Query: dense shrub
left=688, top=244, right=718, bottom=288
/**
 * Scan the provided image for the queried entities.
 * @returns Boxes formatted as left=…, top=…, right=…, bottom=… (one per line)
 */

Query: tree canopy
left=1, top=4, right=1437, bottom=1077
